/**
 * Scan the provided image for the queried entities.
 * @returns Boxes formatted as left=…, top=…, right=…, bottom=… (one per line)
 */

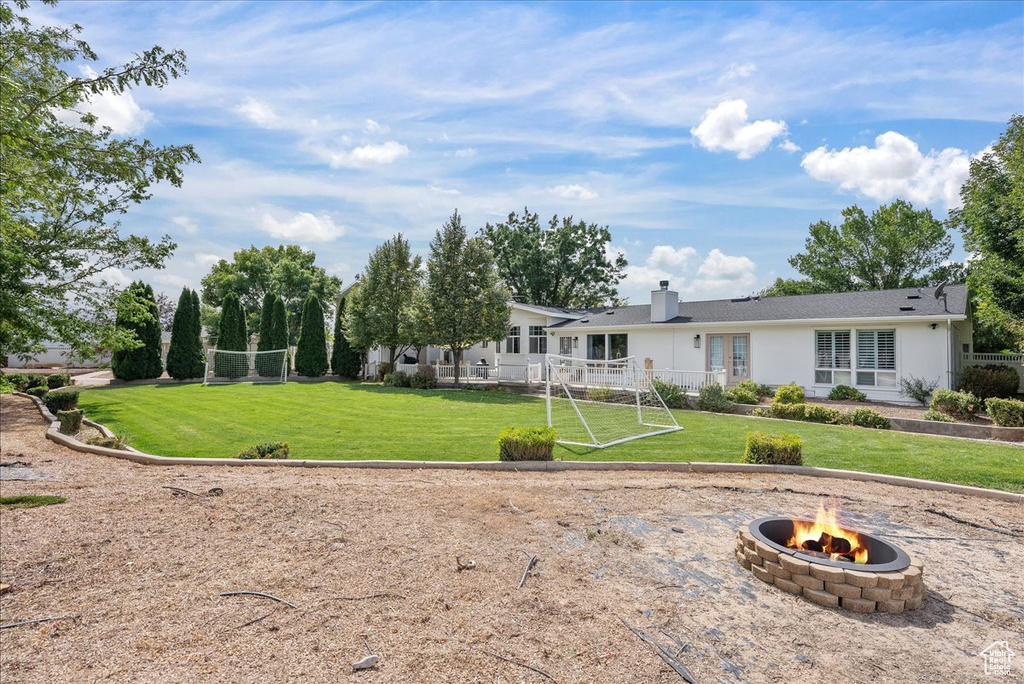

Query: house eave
left=553, top=313, right=969, bottom=332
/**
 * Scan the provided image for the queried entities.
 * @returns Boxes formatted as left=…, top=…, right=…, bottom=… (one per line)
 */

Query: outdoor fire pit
left=735, top=503, right=925, bottom=614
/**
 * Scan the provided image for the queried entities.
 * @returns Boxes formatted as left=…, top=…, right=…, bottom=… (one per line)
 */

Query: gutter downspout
left=946, top=318, right=952, bottom=390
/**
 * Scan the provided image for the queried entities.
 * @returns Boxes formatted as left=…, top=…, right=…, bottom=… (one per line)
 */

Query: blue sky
left=34, top=0, right=1023, bottom=304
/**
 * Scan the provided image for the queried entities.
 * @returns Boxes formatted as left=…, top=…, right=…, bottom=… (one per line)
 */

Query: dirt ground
left=1, top=395, right=1021, bottom=683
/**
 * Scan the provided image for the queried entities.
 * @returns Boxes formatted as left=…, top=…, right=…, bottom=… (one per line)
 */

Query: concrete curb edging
left=13, top=393, right=1022, bottom=504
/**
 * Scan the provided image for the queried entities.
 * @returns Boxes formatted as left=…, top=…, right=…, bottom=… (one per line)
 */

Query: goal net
left=204, top=349, right=288, bottom=384
left=546, top=355, right=681, bottom=448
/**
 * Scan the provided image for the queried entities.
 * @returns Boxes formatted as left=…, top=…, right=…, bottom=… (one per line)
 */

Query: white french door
left=708, top=333, right=750, bottom=384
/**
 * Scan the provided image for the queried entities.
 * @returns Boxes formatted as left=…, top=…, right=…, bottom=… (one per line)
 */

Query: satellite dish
left=933, top=283, right=946, bottom=300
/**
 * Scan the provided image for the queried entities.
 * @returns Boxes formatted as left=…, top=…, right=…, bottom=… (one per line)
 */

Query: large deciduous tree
left=418, top=211, right=511, bottom=385
left=330, top=296, right=361, bottom=378
left=763, top=200, right=953, bottom=296
left=200, top=244, right=341, bottom=341
left=481, top=208, right=627, bottom=308
left=294, top=293, right=328, bottom=377
left=950, top=115, right=1024, bottom=352
left=111, top=282, right=163, bottom=381
left=165, top=287, right=204, bottom=380
left=0, top=0, right=199, bottom=361
left=344, top=234, right=422, bottom=366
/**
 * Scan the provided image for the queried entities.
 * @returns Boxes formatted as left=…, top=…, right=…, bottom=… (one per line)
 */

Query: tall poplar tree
left=166, top=287, right=204, bottom=379
left=331, top=296, right=361, bottom=378
left=295, top=294, right=328, bottom=377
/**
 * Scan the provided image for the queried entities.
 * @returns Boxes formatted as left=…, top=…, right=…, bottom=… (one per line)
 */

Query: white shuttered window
left=856, top=330, right=896, bottom=387
left=814, top=330, right=851, bottom=385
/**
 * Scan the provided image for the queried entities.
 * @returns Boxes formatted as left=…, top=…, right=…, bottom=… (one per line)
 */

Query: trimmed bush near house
left=773, top=384, right=805, bottom=405
left=769, top=402, right=807, bottom=421
left=804, top=405, right=842, bottom=424
left=237, top=442, right=290, bottom=459
left=957, top=364, right=1020, bottom=400
left=43, top=389, right=79, bottom=413
left=383, top=371, right=411, bottom=388
left=930, top=389, right=981, bottom=422
left=843, top=407, right=891, bottom=430
left=742, top=431, right=803, bottom=465
left=652, top=379, right=687, bottom=409
left=697, top=384, right=733, bottom=413
left=57, top=409, right=83, bottom=435
left=827, top=385, right=866, bottom=401
left=923, top=409, right=956, bottom=423
left=46, top=372, right=72, bottom=389
left=986, top=398, right=1024, bottom=428
left=496, top=427, right=556, bottom=461
left=898, top=375, right=938, bottom=406
left=409, top=364, right=438, bottom=390
left=587, top=387, right=613, bottom=402
left=727, top=386, right=759, bottom=405
left=376, top=362, right=394, bottom=382
left=26, top=386, right=49, bottom=399
left=86, top=433, right=131, bottom=450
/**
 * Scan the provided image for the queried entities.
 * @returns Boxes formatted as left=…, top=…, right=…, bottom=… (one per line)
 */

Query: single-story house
left=376, top=282, right=975, bottom=405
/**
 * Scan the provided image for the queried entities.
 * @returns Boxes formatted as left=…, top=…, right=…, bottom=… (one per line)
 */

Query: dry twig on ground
left=218, top=591, right=297, bottom=608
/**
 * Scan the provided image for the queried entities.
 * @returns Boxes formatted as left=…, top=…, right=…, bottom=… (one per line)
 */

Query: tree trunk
left=388, top=346, right=397, bottom=366
left=453, top=348, right=462, bottom=386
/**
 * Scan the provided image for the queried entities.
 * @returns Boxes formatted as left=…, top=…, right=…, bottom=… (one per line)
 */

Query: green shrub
left=376, top=362, right=394, bottom=382
left=957, top=365, right=1020, bottom=400
left=409, top=364, right=438, bottom=389
left=43, top=389, right=79, bottom=414
left=111, top=281, right=163, bottom=381
left=383, top=371, right=411, bottom=388
left=773, top=384, right=805, bottom=405
left=86, top=433, right=131, bottom=450
left=167, top=287, right=207, bottom=380
left=696, top=384, right=733, bottom=412
left=754, top=383, right=775, bottom=398
left=727, top=386, right=759, bottom=405
left=330, top=295, right=362, bottom=378
left=46, top=372, right=72, bottom=389
left=898, top=375, right=938, bottom=406
left=768, top=402, right=806, bottom=421
left=922, top=409, right=955, bottom=423
left=587, top=387, right=613, bottom=402
left=844, top=407, right=891, bottom=429
left=742, top=432, right=803, bottom=465
left=827, top=385, right=866, bottom=402
left=930, top=388, right=981, bottom=421
left=0, top=376, right=14, bottom=394
left=804, top=405, right=842, bottom=424
left=22, top=374, right=47, bottom=391
left=496, top=427, right=556, bottom=461
left=4, top=373, right=30, bottom=391
left=652, top=378, right=687, bottom=409
left=25, top=385, right=49, bottom=398
left=237, top=442, right=290, bottom=459
left=986, top=397, right=1024, bottom=428
left=57, top=409, right=83, bottom=435
left=750, top=407, right=769, bottom=417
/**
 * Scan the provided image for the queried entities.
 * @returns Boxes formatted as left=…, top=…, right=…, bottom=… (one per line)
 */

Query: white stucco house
left=367, top=281, right=976, bottom=404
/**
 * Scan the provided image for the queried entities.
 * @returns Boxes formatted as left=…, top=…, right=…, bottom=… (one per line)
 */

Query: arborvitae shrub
left=986, top=397, right=1024, bottom=427
left=271, top=296, right=289, bottom=374
left=112, top=282, right=163, bottom=381
left=215, top=293, right=248, bottom=378
left=255, top=292, right=283, bottom=377
left=330, top=296, right=362, bottom=378
left=166, top=287, right=206, bottom=380
left=773, top=384, right=805, bottom=405
left=742, top=432, right=803, bottom=465
left=496, top=427, right=556, bottom=461
left=26, top=386, right=49, bottom=398
left=828, top=385, right=866, bottom=401
left=956, top=365, right=1020, bottom=400
left=43, top=389, right=79, bottom=413
left=294, top=294, right=328, bottom=377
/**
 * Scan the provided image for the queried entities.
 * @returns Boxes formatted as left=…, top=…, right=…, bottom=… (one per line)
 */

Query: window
left=610, top=334, right=628, bottom=360
left=586, top=333, right=628, bottom=360
left=559, top=336, right=572, bottom=356
left=528, top=326, right=547, bottom=354
left=505, top=326, right=521, bottom=354
left=709, top=336, right=725, bottom=372
left=815, top=330, right=851, bottom=385
left=587, top=334, right=606, bottom=360
left=481, top=340, right=488, bottom=349
left=856, top=330, right=896, bottom=387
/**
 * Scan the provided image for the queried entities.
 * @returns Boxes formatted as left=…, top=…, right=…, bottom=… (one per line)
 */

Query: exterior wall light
left=572, top=337, right=578, bottom=349
left=694, top=334, right=701, bottom=349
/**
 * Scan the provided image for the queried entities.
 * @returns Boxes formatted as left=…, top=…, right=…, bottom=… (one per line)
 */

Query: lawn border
left=15, top=393, right=1022, bottom=503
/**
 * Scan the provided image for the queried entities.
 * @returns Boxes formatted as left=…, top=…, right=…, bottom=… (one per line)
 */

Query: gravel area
left=1, top=394, right=1022, bottom=683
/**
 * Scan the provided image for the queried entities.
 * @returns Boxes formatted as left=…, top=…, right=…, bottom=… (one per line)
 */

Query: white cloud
left=172, top=216, right=199, bottom=234
left=195, top=252, right=224, bottom=268
left=453, top=147, right=477, bottom=158
left=428, top=184, right=460, bottom=196
left=550, top=183, right=597, bottom=200
left=718, top=61, right=757, bottom=83
left=363, top=118, right=388, bottom=134
left=693, top=249, right=757, bottom=288
left=94, top=267, right=132, bottom=288
left=623, top=245, right=757, bottom=300
left=649, top=245, right=697, bottom=270
left=258, top=211, right=345, bottom=242
left=154, top=272, right=189, bottom=289
left=801, top=131, right=970, bottom=207
left=690, top=99, right=788, bottom=159
left=778, top=139, right=801, bottom=153
left=235, top=97, right=278, bottom=128
left=327, top=141, right=410, bottom=168
left=79, top=66, right=153, bottom=135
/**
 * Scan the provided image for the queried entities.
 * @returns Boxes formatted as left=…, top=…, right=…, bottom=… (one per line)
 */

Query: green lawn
left=76, top=382, right=1024, bottom=492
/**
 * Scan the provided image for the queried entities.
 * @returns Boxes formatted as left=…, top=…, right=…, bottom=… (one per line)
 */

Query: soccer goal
left=203, top=349, right=288, bottom=385
left=546, top=355, right=681, bottom=448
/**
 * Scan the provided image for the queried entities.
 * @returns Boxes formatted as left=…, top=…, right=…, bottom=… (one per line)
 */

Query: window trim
left=505, top=326, right=521, bottom=354
left=528, top=326, right=547, bottom=354
left=814, top=329, right=852, bottom=386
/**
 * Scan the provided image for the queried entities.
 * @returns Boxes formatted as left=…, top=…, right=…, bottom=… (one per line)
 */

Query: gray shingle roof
left=548, top=285, right=968, bottom=329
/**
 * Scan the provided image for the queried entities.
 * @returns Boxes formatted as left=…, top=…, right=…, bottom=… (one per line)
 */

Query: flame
left=786, top=500, right=869, bottom=564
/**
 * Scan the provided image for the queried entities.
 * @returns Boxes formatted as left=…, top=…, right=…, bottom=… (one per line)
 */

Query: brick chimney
left=651, top=280, right=678, bottom=322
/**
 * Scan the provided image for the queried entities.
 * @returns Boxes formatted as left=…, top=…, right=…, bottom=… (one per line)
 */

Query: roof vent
left=899, top=305, right=915, bottom=311
left=605, top=310, right=614, bottom=315
left=730, top=296, right=751, bottom=303
left=659, top=280, right=669, bottom=291
left=906, top=294, right=921, bottom=300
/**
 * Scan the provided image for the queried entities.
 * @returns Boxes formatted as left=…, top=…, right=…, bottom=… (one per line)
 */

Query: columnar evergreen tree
left=419, top=210, right=512, bottom=385
left=271, top=295, right=290, bottom=374
left=190, top=289, right=202, bottom=349
left=111, top=282, right=163, bottom=381
left=215, top=292, right=247, bottom=377
left=165, top=287, right=205, bottom=379
left=331, top=296, right=361, bottom=377
left=295, top=294, right=328, bottom=376
left=255, top=291, right=279, bottom=376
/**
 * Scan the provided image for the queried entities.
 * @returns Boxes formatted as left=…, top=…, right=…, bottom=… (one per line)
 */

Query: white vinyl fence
left=963, top=353, right=1024, bottom=392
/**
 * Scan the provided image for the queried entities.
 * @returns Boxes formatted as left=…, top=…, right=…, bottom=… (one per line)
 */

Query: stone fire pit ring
left=736, top=518, right=926, bottom=614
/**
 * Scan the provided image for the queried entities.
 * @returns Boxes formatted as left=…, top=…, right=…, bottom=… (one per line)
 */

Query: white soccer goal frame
left=545, top=354, right=681, bottom=448
left=203, top=348, right=289, bottom=385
